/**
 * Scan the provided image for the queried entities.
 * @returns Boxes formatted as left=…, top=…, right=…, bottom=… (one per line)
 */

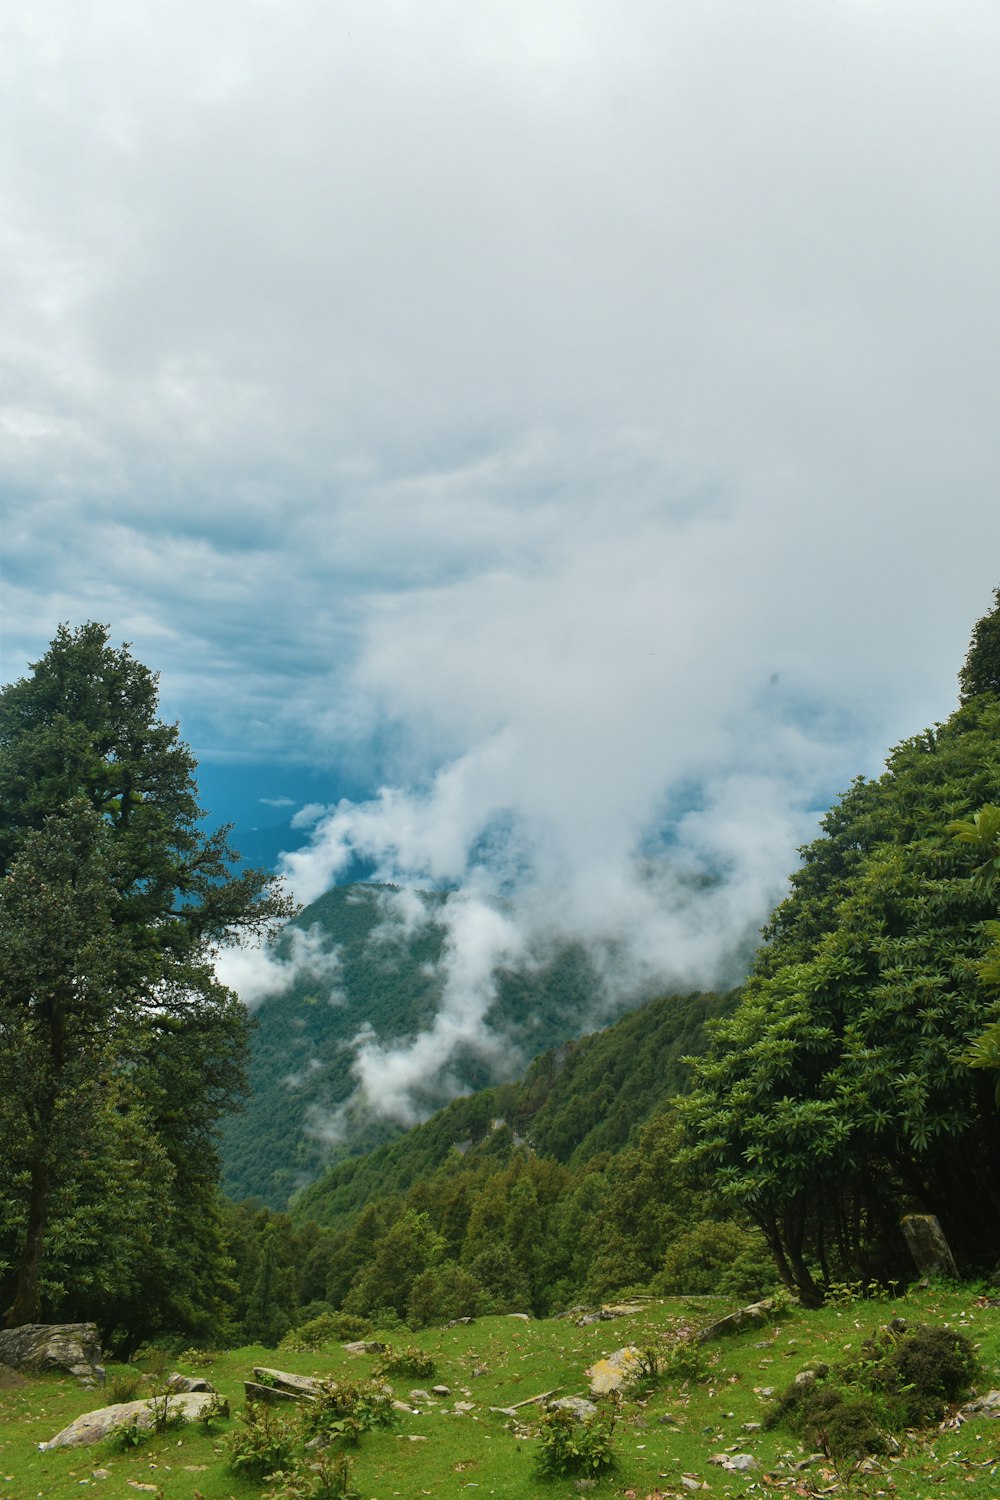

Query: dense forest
left=221, top=885, right=625, bottom=1209
left=3, top=594, right=1000, bottom=1354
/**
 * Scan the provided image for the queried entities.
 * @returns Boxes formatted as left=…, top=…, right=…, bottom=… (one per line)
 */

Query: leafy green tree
left=684, top=649, right=1000, bottom=1301
left=343, top=1209, right=445, bottom=1320
left=959, top=586, right=1000, bottom=701
left=0, top=624, right=294, bottom=1335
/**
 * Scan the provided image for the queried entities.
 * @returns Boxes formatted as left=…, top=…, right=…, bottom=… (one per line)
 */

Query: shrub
left=299, top=1378, right=396, bottom=1446
left=406, top=1261, right=482, bottom=1327
left=767, top=1378, right=888, bottom=1462
left=868, top=1323, right=978, bottom=1423
left=226, top=1403, right=298, bottom=1480
left=534, top=1406, right=617, bottom=1478
left=267, top=1450, right=361, bottom=1500
left=279, top=1311, right=373, bottom=1352
left=655, top=1219, right=776, bottom=1299
left=104, top=1370, right=146, bottom=1405
left=374, top=1345, right=437, bottom=1379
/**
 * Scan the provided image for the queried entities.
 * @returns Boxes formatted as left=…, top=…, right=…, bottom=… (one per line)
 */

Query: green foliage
left=226, top=1402, right=299, bottom=1480
left=0, top=624, right=292, bottom=1342
left=533, top=1404, right=618, bottom=1479
left=685, top=688, right=1000, bottom=1300
left=768, top=1318, right=979, bottom=1462
left=373, top=1344, right=437, bottom=1379
left=299, top=1377, right=396, bottom=1446
left=343, top=1209, right=446, bottom=1320
left=959, top=585, right=1000, bottom=702
left=655, top=1219, right=776, bottom=1299
left=279, top=1311, right=373, bottom=1352
left=266, top=1450, right=362, bottom=1500
left=104, top=1370, right=146, bottom=1405
left=863, top=1321, right=978, bottom=1424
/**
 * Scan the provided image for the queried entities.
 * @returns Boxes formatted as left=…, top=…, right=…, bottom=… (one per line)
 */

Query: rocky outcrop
left=244, top=1366, right=323, bottom=1404
left=900, top=1214, right=959, bottom=1280
left=696, top=1298, right=776, bottom=1343
left=39, top=1391, right=226, bottom=1450
left=585, top=1345, right=643, bottom=1396
left=0, top=1324, right=104, bottom=1386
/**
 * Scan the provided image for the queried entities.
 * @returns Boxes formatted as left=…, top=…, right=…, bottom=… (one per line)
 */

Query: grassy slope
left=4, top=1285, right=999, bottom=1499
left=221, top=885, right=613, bottom=1209
left=291, top=988, right=735, bottom=1230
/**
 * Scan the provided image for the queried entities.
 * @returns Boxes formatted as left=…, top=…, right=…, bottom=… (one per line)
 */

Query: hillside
left=291, top=986, right=734, bottom=1231
left=220, top=883, right=628, bottom=1207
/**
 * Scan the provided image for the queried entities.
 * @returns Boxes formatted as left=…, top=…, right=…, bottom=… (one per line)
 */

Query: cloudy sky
left=3, top=2, right=1000, bottom=1109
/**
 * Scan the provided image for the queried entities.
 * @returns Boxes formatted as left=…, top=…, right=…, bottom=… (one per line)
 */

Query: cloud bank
left=3, top=2, right=1000, bottom=1127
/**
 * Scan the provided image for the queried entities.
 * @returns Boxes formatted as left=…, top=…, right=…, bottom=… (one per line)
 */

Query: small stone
left=431, top=1385, right=451, bottom=1396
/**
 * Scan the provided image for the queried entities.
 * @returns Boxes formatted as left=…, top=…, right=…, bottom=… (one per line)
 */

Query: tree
left=684, top=596, right=1000, bottom=1301
left=0, top=624, right=295, bottom=1335
left=959, top=586, right=1000, bottom=702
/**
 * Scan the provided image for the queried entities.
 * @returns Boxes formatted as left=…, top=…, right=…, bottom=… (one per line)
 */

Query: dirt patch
left=0, top=1364, right=26, bottom=1388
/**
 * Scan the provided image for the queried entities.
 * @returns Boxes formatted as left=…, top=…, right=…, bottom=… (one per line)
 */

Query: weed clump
left=373, top=1344, right=437, bottom=1379
left=533, top=1405, right=617, bottom=1479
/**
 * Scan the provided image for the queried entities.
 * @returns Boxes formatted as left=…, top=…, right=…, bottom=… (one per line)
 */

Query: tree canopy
left=0, top=623, right=294, bottom=1345
left=683, top=588, right=1000, bottom=1302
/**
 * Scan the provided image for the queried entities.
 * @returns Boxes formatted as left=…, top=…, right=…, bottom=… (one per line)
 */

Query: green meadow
left=3, top=1286, right=999, bottom=1500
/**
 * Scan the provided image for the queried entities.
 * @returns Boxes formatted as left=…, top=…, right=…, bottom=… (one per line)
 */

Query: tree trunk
left=5, top=1154, right=50, bottom=1327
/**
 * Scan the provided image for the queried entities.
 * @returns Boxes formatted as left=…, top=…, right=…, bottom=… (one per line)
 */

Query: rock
left=508, top=1313, right=531, bottom=1321
left=959, top=1390, right=1000, bottom=1418
left=549, top=1397, right=598, bottom=1420
left=431, top=1384, right=451, bottom=1396
left=900, top=1214, right=959, bottom=1280
left=710, top=1453, right=758, bottom=1472
left=343, top=1340, right=388, bottom=1355
left=0, top=1323, right=105, bottom=1385
left=794, top=1369, right=819, bottom=1386
left=586, top=1346, right=643, bottom=1396
left=167, top=1374, right=217, bottom=1393
left=696, top=1299, right=776, bottom=1343
left=39, top=1392, right=226, bottom=1450
left=252, top=1367, right=322, bottom=1397
left=244, top=1381, right=301, bottom=1404
left=453, top=1400, right=476, bottom=1413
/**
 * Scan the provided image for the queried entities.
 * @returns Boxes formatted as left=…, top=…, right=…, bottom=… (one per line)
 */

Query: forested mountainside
left=219, top=589, right=1000, bottom=1344
left=291, top=987, right=735, bottom=1231
left=220, top=884, right=621, bottom=1207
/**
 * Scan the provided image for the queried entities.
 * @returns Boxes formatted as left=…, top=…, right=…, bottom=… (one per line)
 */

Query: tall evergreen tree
left=0, top=624, right=295, bottom=1337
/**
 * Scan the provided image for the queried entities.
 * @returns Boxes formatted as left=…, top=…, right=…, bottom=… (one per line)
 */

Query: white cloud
left=3, top=1, right=1000, bottom=1125
left=215, top=924, right=343, bottom=1011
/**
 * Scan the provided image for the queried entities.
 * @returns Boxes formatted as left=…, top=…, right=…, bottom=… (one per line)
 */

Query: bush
left=267, top=1451, right=361, bottom=1500
left=534, top=1406, right=617, bottom=1478
left=279, top=1311, right=373, bottom=1352
left=300, top=1378, right=396, bottom=1446
left=767, top=1378, right=888, bottom=1462
left=374, top=1345, right=437, bottom=1379
left=767, top=1320, right=979, bottom=1462
left=226, top=1403, right=298, bottom=1480
left=868, top=1323, right=978, bottom=1424
left=104, top=1370, right=146, bottom=1405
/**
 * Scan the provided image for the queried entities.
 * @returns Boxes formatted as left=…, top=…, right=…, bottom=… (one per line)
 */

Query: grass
left=2, top=1284, right=999, bottom=1499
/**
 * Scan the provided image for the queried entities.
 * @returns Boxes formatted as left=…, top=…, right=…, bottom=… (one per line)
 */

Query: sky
left=3, top=1, right=1000, bottom=1125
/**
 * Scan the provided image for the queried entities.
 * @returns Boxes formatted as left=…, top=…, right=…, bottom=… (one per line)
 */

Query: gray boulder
left=696, top=1299, right=776, bottom=1343
left=39, top=1391, right=226, bottom=1450
left=0, top=1323, right=105, bottom=1385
